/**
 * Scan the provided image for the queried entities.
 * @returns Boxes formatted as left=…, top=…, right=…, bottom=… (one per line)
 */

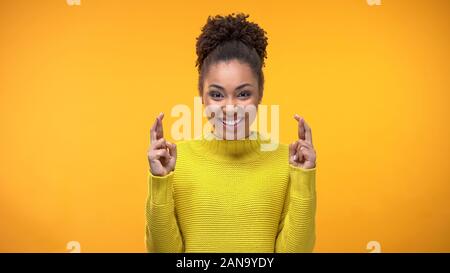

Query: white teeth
left=220, top=118, right=243, bottom=126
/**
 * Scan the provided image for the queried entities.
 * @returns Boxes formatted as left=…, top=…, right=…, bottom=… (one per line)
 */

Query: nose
left=222, top=104, right=249, bottom=121
left=222, top=104, right=236, bottom=117
left=225, top=96, right=236, bottom=107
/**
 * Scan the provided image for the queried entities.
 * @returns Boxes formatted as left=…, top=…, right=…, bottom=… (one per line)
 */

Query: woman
left=146, top=13, right=316, bottom=253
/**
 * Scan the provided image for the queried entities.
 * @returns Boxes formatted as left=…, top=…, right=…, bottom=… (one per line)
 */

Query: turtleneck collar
left=196, top=131, right=263, bottom=162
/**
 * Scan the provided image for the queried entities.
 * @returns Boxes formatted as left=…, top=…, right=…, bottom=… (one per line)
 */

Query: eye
left=208, top=90, right=224, bottom=100
left=237, top=91, right=251, bottom=99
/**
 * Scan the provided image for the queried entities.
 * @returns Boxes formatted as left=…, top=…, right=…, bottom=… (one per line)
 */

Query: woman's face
left=202, top=59, right=261, bottom=140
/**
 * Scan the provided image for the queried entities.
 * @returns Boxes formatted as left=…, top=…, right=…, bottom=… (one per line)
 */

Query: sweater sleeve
left=145, top=170, right=184, bottom=252
left=275, top=165, right=317, bottom=253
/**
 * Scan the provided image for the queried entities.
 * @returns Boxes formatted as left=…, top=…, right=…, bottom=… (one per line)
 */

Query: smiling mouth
left=219, top=117, right=244, bottom=127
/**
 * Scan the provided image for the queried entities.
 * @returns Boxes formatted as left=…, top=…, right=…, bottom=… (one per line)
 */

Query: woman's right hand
left=147, top=113, right=177, bottom=176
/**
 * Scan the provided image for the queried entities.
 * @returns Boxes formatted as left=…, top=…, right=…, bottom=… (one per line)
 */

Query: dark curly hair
left=195, top=13, right=268, bottom=98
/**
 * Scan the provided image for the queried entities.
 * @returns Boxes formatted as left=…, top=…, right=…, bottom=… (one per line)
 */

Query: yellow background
left=1, top=0, right=449, bottom=252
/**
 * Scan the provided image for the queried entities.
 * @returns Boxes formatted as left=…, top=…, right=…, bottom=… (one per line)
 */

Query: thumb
left=289, top=141, right=298, bottom=162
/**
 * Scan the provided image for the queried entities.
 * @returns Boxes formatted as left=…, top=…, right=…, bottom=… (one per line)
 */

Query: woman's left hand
left=289, top=114, right=316, bottom=169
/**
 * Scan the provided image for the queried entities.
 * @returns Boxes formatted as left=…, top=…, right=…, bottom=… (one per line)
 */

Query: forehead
left=205, top=60, right=256, bottom=87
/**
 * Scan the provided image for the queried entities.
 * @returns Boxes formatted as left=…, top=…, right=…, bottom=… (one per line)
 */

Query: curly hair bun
left=195, top=13, right=268, bottom=71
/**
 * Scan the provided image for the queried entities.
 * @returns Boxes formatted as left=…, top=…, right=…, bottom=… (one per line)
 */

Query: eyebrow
left=208, top=83, right=253, bottom=91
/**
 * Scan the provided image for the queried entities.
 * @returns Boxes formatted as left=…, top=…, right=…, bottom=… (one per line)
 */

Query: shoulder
left=173, top=140, right=193, bottom=152
left=173, top=139, right=203, bottom=157
left=254, top=142, right=289, bottom=168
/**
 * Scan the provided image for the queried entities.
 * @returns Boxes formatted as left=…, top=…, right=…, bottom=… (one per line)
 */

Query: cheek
left=203, top=97, right=223, bottom=121
left=203, top=97, right=223, bottom=107
left=238, top=97, right=259, bottom=107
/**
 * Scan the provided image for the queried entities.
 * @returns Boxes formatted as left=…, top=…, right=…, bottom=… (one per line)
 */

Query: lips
left=218, top=117, right=244, bottom=127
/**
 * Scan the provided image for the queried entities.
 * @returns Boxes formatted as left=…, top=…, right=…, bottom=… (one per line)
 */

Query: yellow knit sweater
left=145, top=133, right=316, bottom=253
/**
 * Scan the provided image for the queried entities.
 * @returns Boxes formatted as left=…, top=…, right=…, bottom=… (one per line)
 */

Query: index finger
left=155, top=112, right=164, bottom=140
left=150, top=117, right=158, bottom=143
left=294, top=114, right=305, bottom=140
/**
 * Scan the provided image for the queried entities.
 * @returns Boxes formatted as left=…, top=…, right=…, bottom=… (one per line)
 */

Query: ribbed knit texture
left=145, top=133, right=316, bottom=253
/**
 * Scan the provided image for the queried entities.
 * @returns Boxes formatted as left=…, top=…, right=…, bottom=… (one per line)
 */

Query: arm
left=275, top=114, right=317, bottom=252
left=145, top=171, right=184, bottom=252
left=275, top=165, right=316, bottom=252
left=145, top=112, right=183, bottom=252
